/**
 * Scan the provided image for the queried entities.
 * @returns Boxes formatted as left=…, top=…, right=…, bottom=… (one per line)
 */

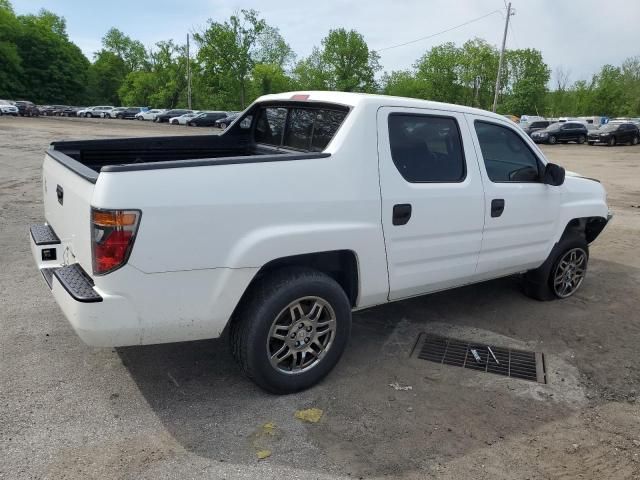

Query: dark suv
left=521, top=120, right=550, bottom=137
left=588, top=122, right=640, bottom=146
left=531, top=122, right=588, bottom=144
left=116, top=107, right=143, bottom=119
left=154, top=109, right=192, bottom=123
left=14, top=101, right=40, bottom=117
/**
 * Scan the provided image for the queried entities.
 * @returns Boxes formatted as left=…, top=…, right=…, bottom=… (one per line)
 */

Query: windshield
left=546, top=123, right=561, bottom=131
left=600, top=124, right=621, bottom=132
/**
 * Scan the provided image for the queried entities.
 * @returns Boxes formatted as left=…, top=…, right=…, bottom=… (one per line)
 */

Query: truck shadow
left=116, top=260, right=636, bottom=477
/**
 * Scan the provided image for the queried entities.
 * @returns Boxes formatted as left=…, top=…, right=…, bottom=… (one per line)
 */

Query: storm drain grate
left=413, top=333, right=546, bottom=384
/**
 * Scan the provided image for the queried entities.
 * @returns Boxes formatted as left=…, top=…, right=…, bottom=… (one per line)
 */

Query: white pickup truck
left=30, top=91, right=610, bottom=393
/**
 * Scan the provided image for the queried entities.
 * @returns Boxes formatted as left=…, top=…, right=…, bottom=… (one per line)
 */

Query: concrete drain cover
left=412, top=333, right=546, bottom=384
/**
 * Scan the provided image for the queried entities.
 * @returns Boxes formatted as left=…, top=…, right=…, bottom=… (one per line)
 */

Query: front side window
left=388, top=114, right=466, bottom=183
left=474, top=121, right=541, bottom=183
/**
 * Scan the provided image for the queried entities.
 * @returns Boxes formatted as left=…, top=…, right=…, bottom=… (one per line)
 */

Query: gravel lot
left=1, top=116, right=639, bottom=480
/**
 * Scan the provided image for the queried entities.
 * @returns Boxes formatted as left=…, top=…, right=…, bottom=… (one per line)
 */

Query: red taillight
left=91, top=209, right=141, bottom=275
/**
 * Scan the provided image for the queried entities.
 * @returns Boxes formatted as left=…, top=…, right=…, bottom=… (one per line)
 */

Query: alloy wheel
left=267, top=296, right=337, bottom=374
left=553, top=248, right=587, bottom=298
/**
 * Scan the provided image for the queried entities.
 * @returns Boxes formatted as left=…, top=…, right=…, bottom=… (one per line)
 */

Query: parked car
left=531, top=122, right=588, bottom=144
left=213, top=113, right=239, bottom=129
left=61, top=106, right=83, bottom=117
left=14, top=101, right=40, bottom=117
left=30, top=91, right=612, bottom=393
left=39, top=105, right=66, bottom=116
left=154, top=109, right=192, bottom=123
left=78, top=106, right=114, bottom=118
left=0, top=100, right=19, bottom=116
left=521, top=120, right=550, bottom=137
left=187, top=111, right=228, bottom=127
left=135, top=109, right=166, bottom=121
left=107, top=107, right=127, bottom=119
left=115, top=107, right=143, bottom=119
left=588, top=122, right=640, bottom=146
left=170, top=112, right=201, bottom=125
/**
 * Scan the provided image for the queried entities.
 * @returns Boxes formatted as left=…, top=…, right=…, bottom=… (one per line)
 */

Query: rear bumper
left=30, top=223, right=257, bottom=347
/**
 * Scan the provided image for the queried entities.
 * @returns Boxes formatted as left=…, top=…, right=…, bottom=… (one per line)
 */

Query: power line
left=376, top=9, right=503, bottom=52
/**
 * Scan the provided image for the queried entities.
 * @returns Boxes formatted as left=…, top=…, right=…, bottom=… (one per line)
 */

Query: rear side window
left=474, top=121, right=541, bottom=183
left=388, top=114, right=466, bottom=183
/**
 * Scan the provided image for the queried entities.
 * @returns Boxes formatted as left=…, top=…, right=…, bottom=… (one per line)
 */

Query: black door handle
left=56, top=185, right=64, bottom=205
left=491, top=199, right=505, bottom=217
left=393, top=204, right=412, bottom=225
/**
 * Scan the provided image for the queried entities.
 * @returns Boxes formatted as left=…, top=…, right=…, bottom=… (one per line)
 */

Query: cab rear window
left=254, top=106, right=347, bottom=152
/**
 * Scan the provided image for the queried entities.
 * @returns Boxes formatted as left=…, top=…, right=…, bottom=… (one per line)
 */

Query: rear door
left=377, top=107, right=485, bottom=300
left=467, top=115, right=561, bottom=280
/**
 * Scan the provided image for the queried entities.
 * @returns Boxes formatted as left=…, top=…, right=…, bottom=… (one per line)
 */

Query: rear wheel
left=523, top=234, right=588, bottom=301
left=608, top=136, right=616, bottom=147
left=548, top=135, right=557, bottom=144
left=231, top=268, right=352, bottom=394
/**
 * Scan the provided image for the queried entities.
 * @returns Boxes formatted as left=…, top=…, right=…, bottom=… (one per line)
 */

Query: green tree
left=501, top=49, right=550, bottom=115
left=381, top=70, right=428, bottom=99
left=195, top=9, right=267, bottom=108
left=14, top=9, right=89, bottom=103
left=292, top=47, right=331, bottom=90
left=87, top=51, right=127, bottom=104
left=319, top=28, right=380, bottom=92
left=101, top=28, right=147, bottom=71
left=458, top=39, right=498, bottom=109
left=414, top=42, right=463, bottom=103
left=0, top=1, right=23, bottom=98
left=119, top=40, right=188, bottom=108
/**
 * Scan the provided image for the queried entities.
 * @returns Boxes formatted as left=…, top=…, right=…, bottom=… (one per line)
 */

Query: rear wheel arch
left=239, top=250, right=360, bottom=310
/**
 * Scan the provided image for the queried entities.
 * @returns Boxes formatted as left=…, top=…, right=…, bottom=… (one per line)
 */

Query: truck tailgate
left=43, top=154, right=94, bottom=273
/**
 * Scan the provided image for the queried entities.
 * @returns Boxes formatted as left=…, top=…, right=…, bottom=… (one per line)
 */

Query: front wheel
left=577, top=135, right=586, bottom=144
left=523, top=234, right=589, bottom=301
left=219, top=123, right=227, bottom=129
left=548, top=135, right=557, bottom=144
left=608, top=136, right=616, bottom=147
left=231, top=268, right=352, bottom=394
left=632, top=136, right=639, bottom=146
left=588, top=141, right=595, bottom=146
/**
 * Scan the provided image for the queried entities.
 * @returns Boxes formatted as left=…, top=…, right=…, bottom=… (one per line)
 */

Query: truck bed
left=50, top=134, right=260, bottom=172
left=48, top=133, right=328, bottom=183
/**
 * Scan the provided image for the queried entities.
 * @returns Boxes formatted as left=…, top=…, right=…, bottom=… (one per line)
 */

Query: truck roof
left=256, top=91, right=506, bottom=121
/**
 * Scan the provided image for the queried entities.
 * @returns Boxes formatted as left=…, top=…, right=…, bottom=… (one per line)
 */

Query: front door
left=467, top=114, right=561, bottom=280
left=377, top=107, right=485, bottom=300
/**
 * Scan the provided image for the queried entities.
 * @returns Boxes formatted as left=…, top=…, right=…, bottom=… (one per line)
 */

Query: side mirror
left=543, top=163, right=565, bottom=186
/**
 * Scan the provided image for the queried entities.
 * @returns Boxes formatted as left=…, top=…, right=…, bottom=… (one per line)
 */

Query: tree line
left=1, top=1, right=639, bottom=117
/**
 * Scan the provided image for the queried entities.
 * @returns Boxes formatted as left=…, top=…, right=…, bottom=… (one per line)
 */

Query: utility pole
left=492, top=2, right=514, bottom=112
left=186, top=33, right=192, bottom=109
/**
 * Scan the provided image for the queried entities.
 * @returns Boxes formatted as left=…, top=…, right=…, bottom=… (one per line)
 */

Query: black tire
left=577, top=135, right=586, bottom=144
left=220, top=123, right=227, bottom=129
left=608, top=136, right=616, bottom=147
left=117, top=115, right=123, bottom=120
left=230, top=267, right=352, bottom=394
left=523, top=233, right=588, bottom=301
left=588, top=141, right=595, bottom=146
left=632, top=136, right=639, bottom=146
left=548, top=135, right=557, bottom=144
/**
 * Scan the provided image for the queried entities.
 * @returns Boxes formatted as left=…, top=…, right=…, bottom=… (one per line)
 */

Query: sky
left=11, top=0, right=640, bottom=84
